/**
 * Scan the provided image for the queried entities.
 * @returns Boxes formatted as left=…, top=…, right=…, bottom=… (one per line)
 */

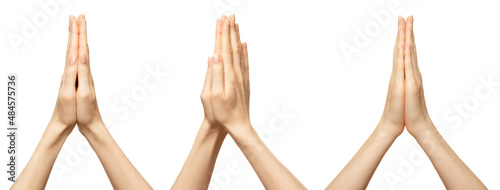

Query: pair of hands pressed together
left=50, top=14, right=103, bottom=140
left=12, top=15, right=152, bottom=190
left=377, top=16, right=430, bottom=139
left=200, top=14, right=250, bottom=137
left=327, top=16, right=486, bottom=190
left=172, top=15, right=306, bottom=190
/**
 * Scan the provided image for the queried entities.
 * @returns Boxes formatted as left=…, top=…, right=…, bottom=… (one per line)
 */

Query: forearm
left=414, top=124, right=486, bottom=190
left=11, top=122, right=72, bottom=190
left=230, top=124, right=306, bottom=190
left=327, top=126, right=398, bottom=190
left=172, top=120, right=227, bottom=189
left=82, top=123, right=152, bottom=190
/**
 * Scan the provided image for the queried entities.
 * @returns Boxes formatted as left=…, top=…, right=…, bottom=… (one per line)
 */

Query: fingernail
left=230, top=14, right=235, bottom=22
left=242, top=42, right=247, bottom=49
left=225, top=18, right=230, bottom=26
left=213, top=54, right=220, bottom=64
left=69, top=16, right=72, bottom=24
left=82, top=14, right=85, bottom=19
left=69, top=55, right=77, bottom=65
left=79, top=54, right=88, bottom=64
left=236, top=23, right=239, bottom=32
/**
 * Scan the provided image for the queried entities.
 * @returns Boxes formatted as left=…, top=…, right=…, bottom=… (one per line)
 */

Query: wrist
left=375, top=121, right=403, bottom=140
left=47, top=120, right=74, bottom=137
left=226, top=122, right=255, bottom=142
left=411, top=123, right=439, bottom=142
left=373, top=125, right=400, bottom=142
left=199, top=119, right=227, bottom=139
left=408, top=117, right=436, bottom=139
left=79, top=121, right=109, bottom=143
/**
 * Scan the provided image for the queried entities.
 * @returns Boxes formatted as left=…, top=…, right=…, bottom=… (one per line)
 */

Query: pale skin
left=11, top=15, right=152, bottom=190
left=327, top=16, right=486, bottom=190
left=173, top=15, right=306, bottom=190
left=171, top=17, right=228, bottom=190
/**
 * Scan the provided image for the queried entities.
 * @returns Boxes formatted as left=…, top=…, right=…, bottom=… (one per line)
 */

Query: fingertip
left=208, top=56, right=213, bottom=66
left=79, top=54, right=88, bottom=65
left=69, top=55, right=77, bottom=65
left=235, top=23, right=239, bottom=32
left=213, top=54, right=221, bottom=64
left=77, top=14, right=82, bottom=23
left=229, top=14, right=235, bottom=22
left=242, top=42, right=247, bottom=49
left=408, top=15, right=413, bottom=23
left=68, top=15, right=75, bottom=32
left=225, top=16, right=230, bottom=26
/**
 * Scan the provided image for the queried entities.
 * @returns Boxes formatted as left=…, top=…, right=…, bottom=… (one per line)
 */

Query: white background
left=1, top=0, right=500, bottom=189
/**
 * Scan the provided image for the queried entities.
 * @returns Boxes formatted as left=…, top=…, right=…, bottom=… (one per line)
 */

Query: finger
left=389, top=17, right=404, bottom=92
left=62, top=15, right=78, bottom=94
left=214, top=18, right=222, bottom=54
left=202, top=57, right=213, bottom=96
left=77, top=15, right=93, bottom=95
left=395, top=16, right=405, bottom=84
left=241, top=42, right=250, bottom=107
left=241, top=42, right=248, bottom=83
left=405, top=16, right=416, bottom=85
left=221, top=15, right=235, bottom=82
left=408, top=16, right=422, bottom=82
left=229, top=15, right=243, bottom=80
left=211, top=54, right=225, bottom=96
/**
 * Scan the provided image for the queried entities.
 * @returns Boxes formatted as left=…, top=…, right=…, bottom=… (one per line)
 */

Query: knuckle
left=79, top=67, right=90, bottom=75
left=406, top=86, right=420, bottom=95
left=223, top=45, right=233, bottom=54
left=79, top=91, right=94, bottom=102
left=233, top=46, right=242, bottom=55
left=60, top=92, right=73, bottom=103
left=200, top=92, right=211, bottom=102
left=65, top=67, right=76, bottom=76
left=406, top=42, right=412, bottom=49
left=237, top=78, right=244, bottom=85
left=227, top=76, right=236, bottom=84
left=212, top=90, right=224, bottom=99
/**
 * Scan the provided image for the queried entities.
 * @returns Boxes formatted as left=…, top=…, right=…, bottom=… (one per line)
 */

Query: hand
left=201, top=56, right=223, bottom=131
left=377, top=16, right=406, bottom=137
left=11, top=15, right=81, bottom=190
left=209, top=15, right=250, bottom=133
left=48, top=16, right=79, bottom=132
left=73, top=15, right=105, bottom=136
left=403, top=16, right=433, bottom=138
left=199, top=16, right=238, bottom=133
